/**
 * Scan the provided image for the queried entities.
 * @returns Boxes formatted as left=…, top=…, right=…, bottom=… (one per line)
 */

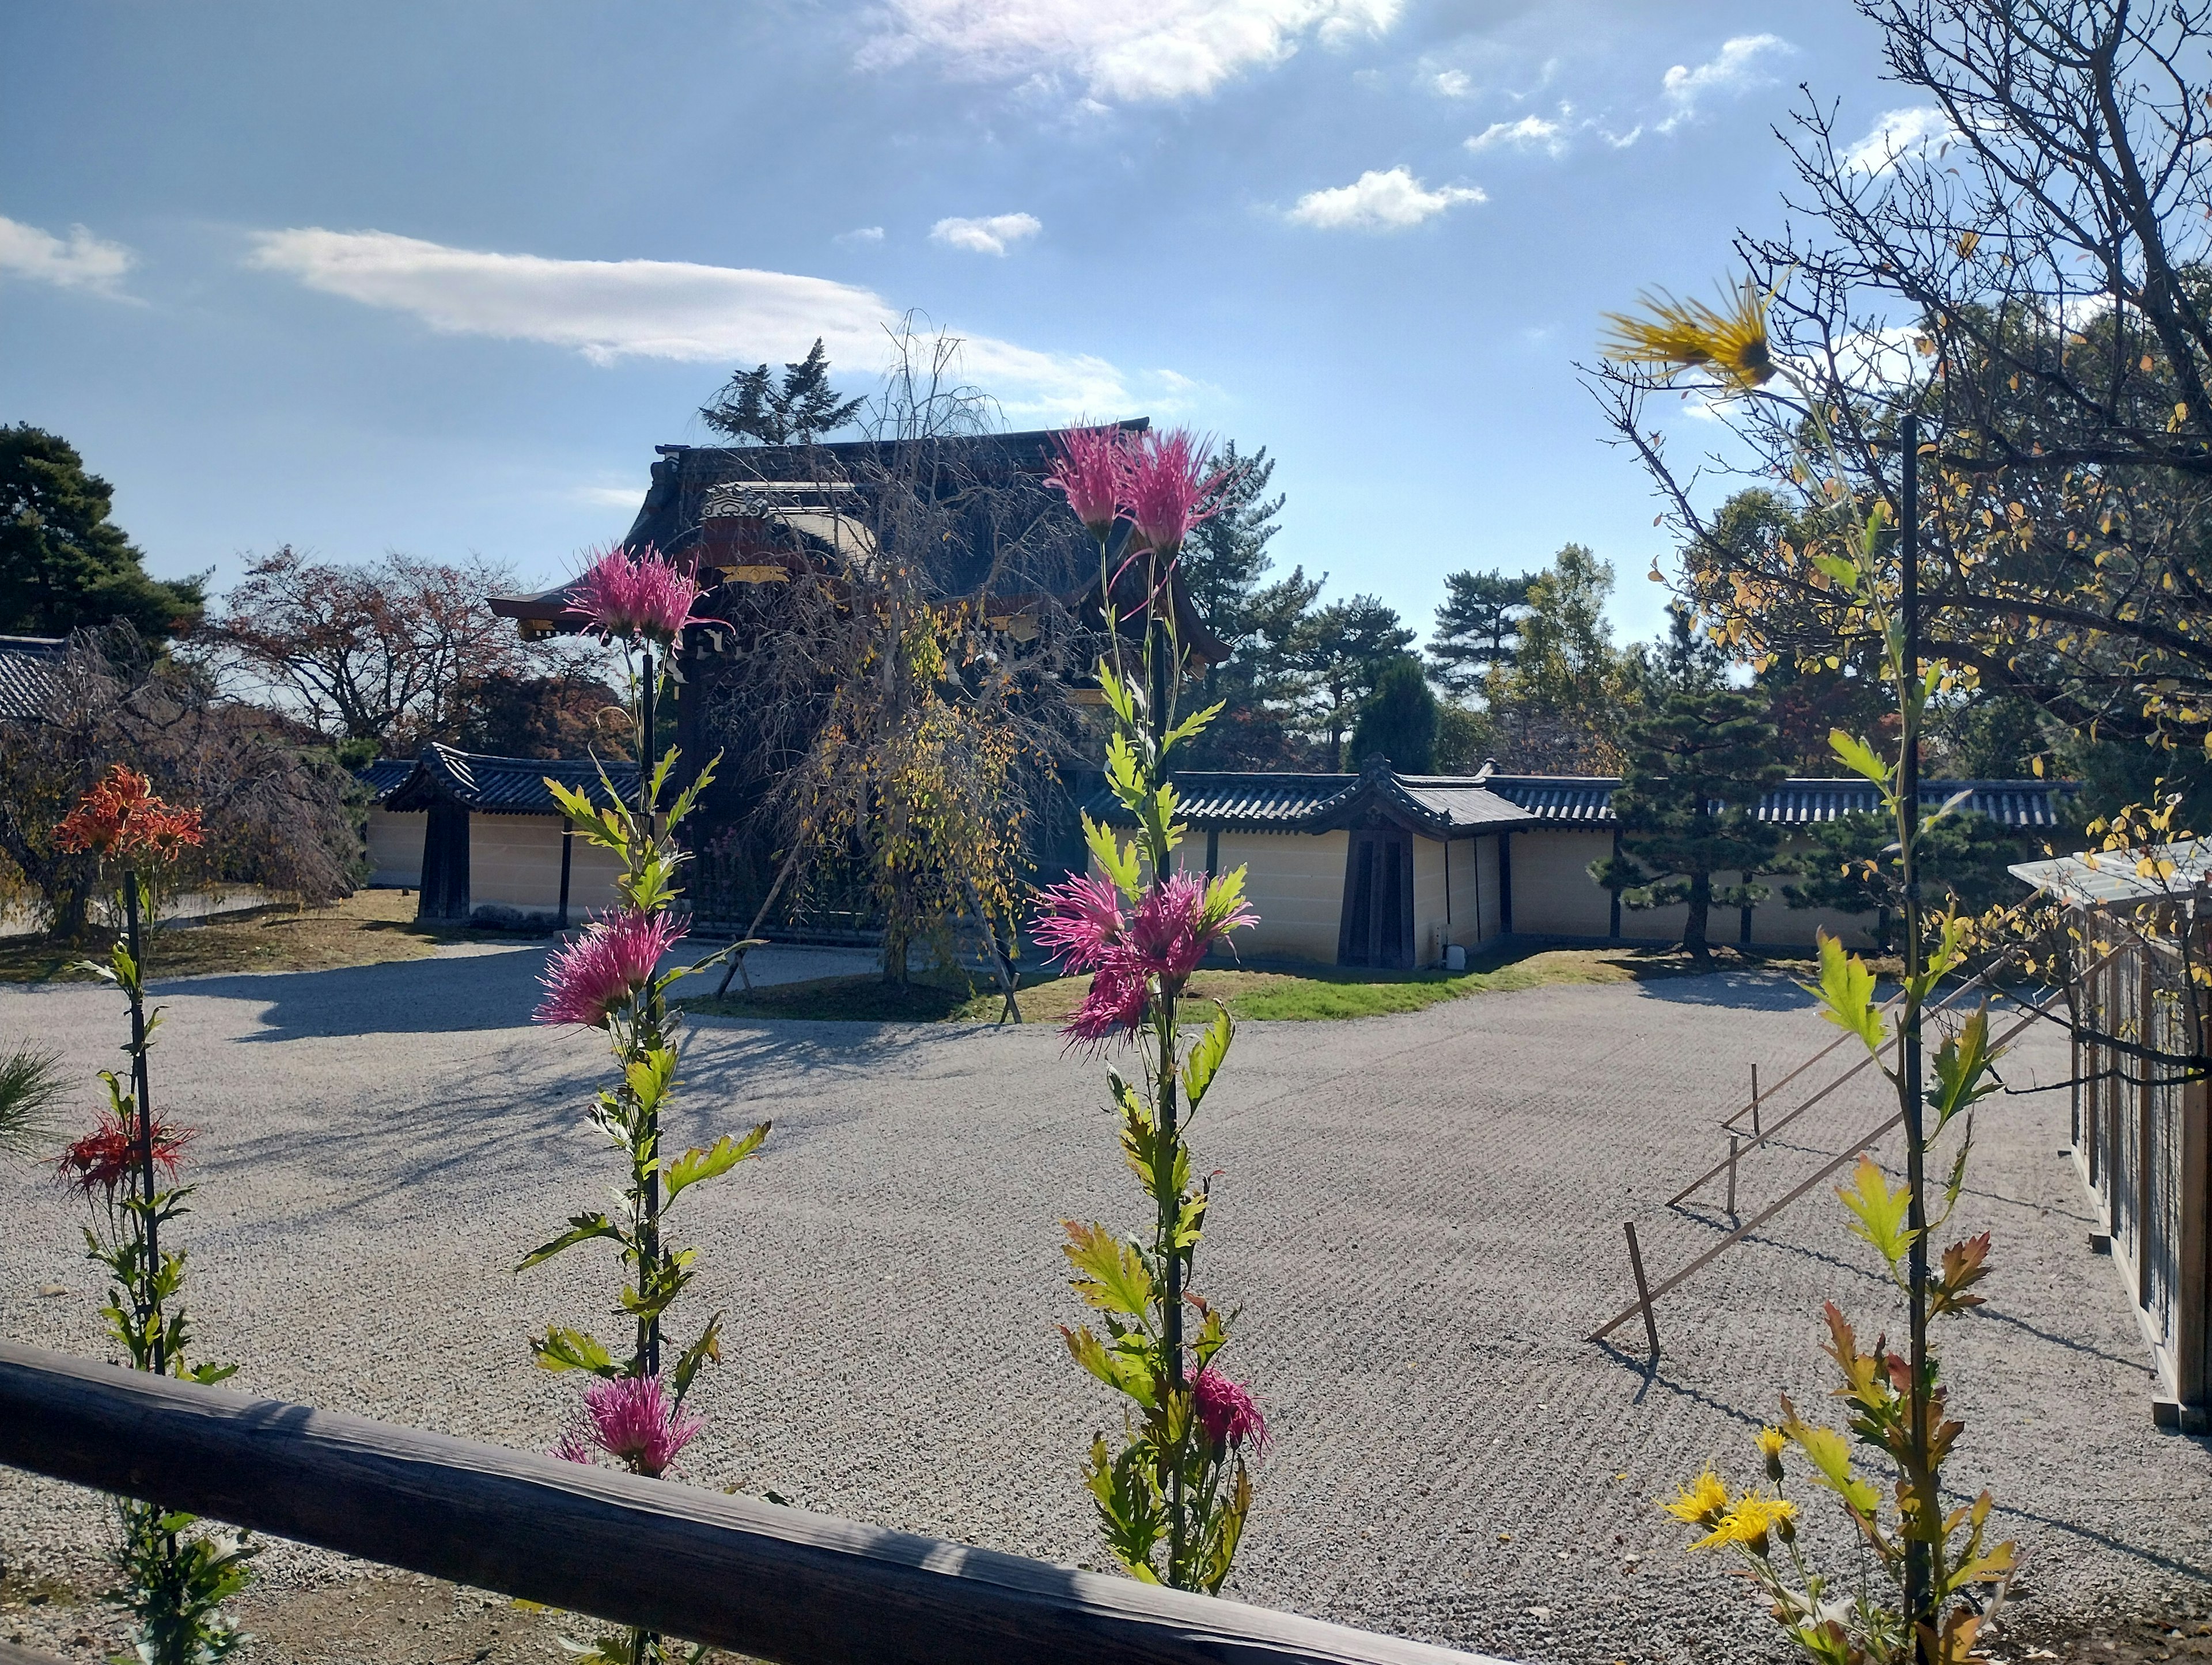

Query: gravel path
left=2, top=943, right=2206, bottom=1663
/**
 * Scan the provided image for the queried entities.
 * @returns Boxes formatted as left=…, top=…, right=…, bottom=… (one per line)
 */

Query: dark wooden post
left=1497, top=831, right=1513, bottom=934
left=557, top=826, right=574, bottom=931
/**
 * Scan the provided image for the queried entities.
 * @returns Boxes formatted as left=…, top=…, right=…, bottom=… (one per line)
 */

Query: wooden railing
left=0, top=1342, right=1498, bottom=1665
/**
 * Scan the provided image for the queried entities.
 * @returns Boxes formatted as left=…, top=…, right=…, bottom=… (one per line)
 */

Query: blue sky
left=0, top=1, right=1932, bottom=648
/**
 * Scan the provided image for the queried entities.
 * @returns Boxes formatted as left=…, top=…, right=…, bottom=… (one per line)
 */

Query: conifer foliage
left=1593, top=612, right=1787, bottom=958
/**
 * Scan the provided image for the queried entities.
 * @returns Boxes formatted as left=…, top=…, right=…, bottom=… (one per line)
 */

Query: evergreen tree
left=1592, top=612, right=1787, bottom=958
left=700, top=339, right=864, bottom=445
left=1176, top=444, right=1318, bottom=768
left=0, top=426, right=202, bottom=640
left=1349, top=655, right=1438, bottom=772
left=1487, top=543, right=1635, bottom=771
left=1427, top=568, right=1539, bottom=696
left=1785, top=810, right=2028, bottom=951
left=1302, top=594, right=1415, bottom=767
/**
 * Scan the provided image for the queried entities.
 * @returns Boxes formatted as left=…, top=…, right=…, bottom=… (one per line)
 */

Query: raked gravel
left=2, top=941, right=2206, bottom=1664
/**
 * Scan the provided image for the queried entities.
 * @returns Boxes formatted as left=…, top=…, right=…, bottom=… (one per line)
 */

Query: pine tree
left=1592, top=609, right=1787, bottom=959
left=1427, top=568, right=1539, bottom=696
left=0, top=426, right=202, bottom=640
left=1349, top=656, right=1438, bottom=772
left=1302, top=596, right=1415, bottom=768
left=1175, top=443, right=1315, bottom=768
left=700, top=339, right=864, bottom=445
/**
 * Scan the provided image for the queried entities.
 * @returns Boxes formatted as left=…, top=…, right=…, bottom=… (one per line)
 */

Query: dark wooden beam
left=0, top=1343, right=1497, bottom=1665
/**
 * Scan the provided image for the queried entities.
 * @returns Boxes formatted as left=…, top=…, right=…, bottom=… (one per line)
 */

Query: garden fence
left=0, top=1341, right=1498, bottom=1665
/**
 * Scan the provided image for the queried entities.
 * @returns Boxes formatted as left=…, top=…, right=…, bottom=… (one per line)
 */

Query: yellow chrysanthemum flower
left=1756, top=1425, right=1787, bottom=1482
left=1662, top=1468, right=1730, bottom=1530
left=1601, top=279, right=1775, bottom=393
left=1690, top=1493, right=1798, bottom=1554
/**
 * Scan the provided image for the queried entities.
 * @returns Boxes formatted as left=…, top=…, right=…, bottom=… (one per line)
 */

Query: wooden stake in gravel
left=1624, top=1222, right=1660, bottom=1367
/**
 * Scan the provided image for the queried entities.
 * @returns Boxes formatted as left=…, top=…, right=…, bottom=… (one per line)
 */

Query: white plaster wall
left=1211, top=829, right=1349, bottom=964
left=468, top=816, right=624, bottom=920
left=365, top=809, right=425, bottom=888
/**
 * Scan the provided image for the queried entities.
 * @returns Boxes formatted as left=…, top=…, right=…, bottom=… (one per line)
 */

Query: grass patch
left=0, top=889, right=471, bottom=985
left=683, top=940, right=1826, bottom=1027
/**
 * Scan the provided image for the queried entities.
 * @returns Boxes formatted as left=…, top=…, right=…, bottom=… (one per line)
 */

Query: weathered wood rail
left=0, top=1342, right=1500, bottom=1665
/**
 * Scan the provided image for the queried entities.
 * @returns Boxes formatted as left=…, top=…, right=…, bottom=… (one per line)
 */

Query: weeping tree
left=688, top=325, right=1093, bottom=985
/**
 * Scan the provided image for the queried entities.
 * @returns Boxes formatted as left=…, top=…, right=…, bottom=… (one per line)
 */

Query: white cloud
left=245, top=226, right=1131, bottom=419
left=835, top=225, right=886, bottom=246
left=1841, top=106, right=1956, bottom=174
left=929, top=212, right=1042, bottom=256
left=0, top=214, right=136, bottom=296
left=570, top=484, right=647, bottom=509
left=1658, top=33, right=1790, bottom=131
left=1429, top=68, right=1471, bottom=97
left=858, top=0, right=1402, bottom=103
left=1466, top=114, right=1567, bottom=157
left=1285, top=167, right=1484, bottom=232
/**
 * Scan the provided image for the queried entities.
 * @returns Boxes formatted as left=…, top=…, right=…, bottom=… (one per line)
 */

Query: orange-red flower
left=54, top=766, right=205, bottom=862
left=56, top=1110, right=193, bottom=1200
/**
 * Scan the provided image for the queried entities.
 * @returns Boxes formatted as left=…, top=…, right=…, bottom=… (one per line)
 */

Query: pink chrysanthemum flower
left=1065, top=958, right=1152, bottom=1046
left=551, top=1374, right=704, bottom=1478
left=1034, top=868, right=1257, bottom=1046
left=1046, top=425, right=1134, bottom=537
left=1191, top=1366, right=1268, bottom=1456
left=533, top=909, right=688, bottom=1028
left=1124, top=429, right=1230, bottom=557
left=573, top=544, right=718, bottom=644
left=1031, top=873, right=1125, bottom=973
left=1130, top=871, right=1240, bottom=983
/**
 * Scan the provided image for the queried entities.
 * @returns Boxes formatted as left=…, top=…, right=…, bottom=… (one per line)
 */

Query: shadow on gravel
left=1628, top=970, right=1819, bottom=1011
left=178, top=949, right=552, bottom=1041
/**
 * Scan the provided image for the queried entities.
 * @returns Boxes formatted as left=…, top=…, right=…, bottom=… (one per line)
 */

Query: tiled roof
left=1087, top=767, right=1535, bottom=836
left=355, top=758, right=417, bottom=803
left=2010, top=838, right=2212, bottom=909
left=384, top=743, right=641, bottom=816
left=0, top=635, right=66, bottom=722
left=1165, top=773, right=1354, bottom=825
left=1089, top=769, right=2069, bottom=837
left=1484, top=775, right=2069, bottom=828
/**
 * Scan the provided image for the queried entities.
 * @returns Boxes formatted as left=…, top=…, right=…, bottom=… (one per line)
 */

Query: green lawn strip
left=681, top=942, right=1823, bottom=1026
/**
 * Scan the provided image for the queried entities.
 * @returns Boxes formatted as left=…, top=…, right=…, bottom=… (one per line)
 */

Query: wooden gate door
left=1337, top=827, right=1414, bottom=969
left=417, top=803, right=472, bottom=923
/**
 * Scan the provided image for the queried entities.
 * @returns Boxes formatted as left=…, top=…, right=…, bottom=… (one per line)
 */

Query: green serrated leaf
left=530, top=1327, right=617, bottom=1375
left=1827, top=729, right=1892, bottom=789
left=1806, top=933, right=1886, bottom=1055
left=1837, top=1154, right=1917, bottom=1266
left=516, top=1213, right=622, bottom=1273
left=1062, top=1220, right=1154, bottom=1317
left=664, top=1123, right=768, bottom=1203
left=1180, top=1006, right=1233, bottom=1111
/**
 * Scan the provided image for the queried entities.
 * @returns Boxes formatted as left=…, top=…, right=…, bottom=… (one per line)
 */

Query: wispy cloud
left=1466, top=113, right=1567, bottom=157
left=570, top=483, right=647, bottom=510
left=1658, top=34, right=1790, bottom=132
left=1286, top=167, right=1484, bottom=232
left=834, top=225, right=886, bottom=247
left=1427, top=68, right=1471, bottom=98
left=0, top=214, right=137, bottom=297
left=858, top=0, right=1402, bottom=103
left=245, top=226, right=1137, bottom=419
left=929, top=212, right=1041, bottom=256
left=1841, top=107, right=1956, bottom=175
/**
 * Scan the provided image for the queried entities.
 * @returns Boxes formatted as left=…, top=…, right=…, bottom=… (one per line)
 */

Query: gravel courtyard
left=2, top=942, right=2207, bottom=1663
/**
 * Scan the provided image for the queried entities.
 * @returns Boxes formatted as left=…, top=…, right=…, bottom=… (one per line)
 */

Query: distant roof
left=1086, top=760, right=1536, bottom=838
left=356, top=757, right=416, bottom=801
left=489, top=423, right=1232, bottom=665
left=0, top=635, right=66, bottom=721
left=2009, top=839, right=2212, bottom=909
left=1483, top=774, right=2069, bottom=829
left=381, top=744, right=641, bottom=816
left=1089, top=767, right=2070, bottom=837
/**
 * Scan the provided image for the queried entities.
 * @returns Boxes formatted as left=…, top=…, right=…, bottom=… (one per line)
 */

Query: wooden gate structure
left=2012, top=840, right=2211, bottom=1428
